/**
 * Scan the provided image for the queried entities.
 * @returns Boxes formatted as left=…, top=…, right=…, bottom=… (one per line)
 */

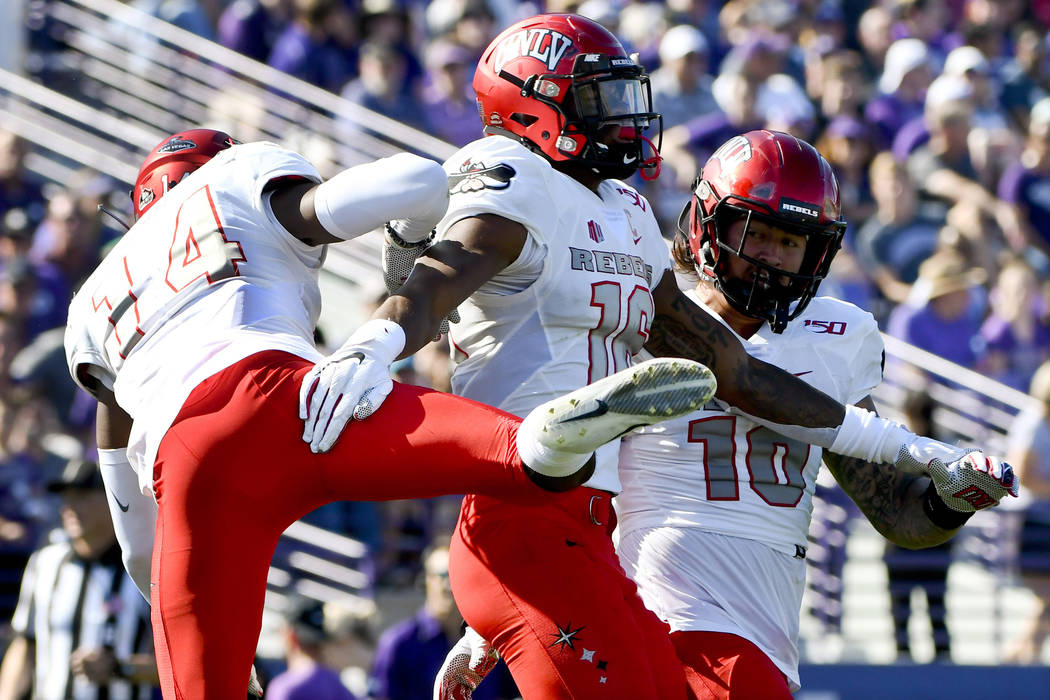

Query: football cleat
left=524, top=357, right=716, bottom=458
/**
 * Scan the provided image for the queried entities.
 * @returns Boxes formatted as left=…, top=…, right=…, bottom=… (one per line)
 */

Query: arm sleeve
left=98, top=448, right=157, bottom=602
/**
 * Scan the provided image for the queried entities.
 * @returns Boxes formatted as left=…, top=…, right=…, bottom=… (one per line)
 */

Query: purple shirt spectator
left=267, top=665, right=357, bottom=700
left=888, top=298, right=985, bottom=368
left=999, top=163, right=1050, bottom=250
left=371, top=609, right=513, bottom=700
left=268, top=24, right=357, bottom=94
left=865, top=93, right=924, bottom=149
left=421, top=42, right=481, bottom=147
left=980, top=314, right=1050, bottom=391
left=218, top=0, right=284, bottom=63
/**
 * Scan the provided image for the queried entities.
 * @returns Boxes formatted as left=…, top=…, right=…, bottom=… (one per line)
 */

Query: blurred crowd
left=4, top=0, right=1050, bottom=693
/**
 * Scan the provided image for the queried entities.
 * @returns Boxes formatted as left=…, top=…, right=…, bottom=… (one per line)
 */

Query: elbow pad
left=312, top=153, right=448, bottom=241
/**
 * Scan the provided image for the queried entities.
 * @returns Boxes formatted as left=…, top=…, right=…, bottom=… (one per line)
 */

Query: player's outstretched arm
left=648, top=275, right=846, bottom=428
left=270, top=152, right=449, bottom=247
left=649, top=275, right=1020, bottom=513
left=299, top=214, right=526, bottom=453
left=823, top=398, right=971, bottom=548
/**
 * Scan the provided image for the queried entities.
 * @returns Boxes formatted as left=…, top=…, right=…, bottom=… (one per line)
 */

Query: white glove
left=299, top=319, right=405, bottom=453
left=434, top=627, right=499, bottom=700
left=894, top=438, right=1018, bottom=512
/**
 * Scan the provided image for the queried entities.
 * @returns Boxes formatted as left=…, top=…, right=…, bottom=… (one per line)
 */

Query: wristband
left=385, top=222, right=434, bottom=249
left=922, top=482, right=973, bottom=530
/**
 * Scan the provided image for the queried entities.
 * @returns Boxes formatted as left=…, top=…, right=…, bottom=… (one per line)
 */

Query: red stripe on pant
left=449, top=488, right=690, bottom=700
left=149, top=350, right=541, bottom=699
left=671, top=630, right=792, bottom=700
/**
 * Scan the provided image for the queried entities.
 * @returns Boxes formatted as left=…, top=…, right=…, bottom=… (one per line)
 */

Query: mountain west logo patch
left=449, top=161, right=517, bottom=195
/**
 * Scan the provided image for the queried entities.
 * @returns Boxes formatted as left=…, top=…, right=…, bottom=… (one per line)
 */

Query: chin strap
left=638, top=133, right=662, bottom=181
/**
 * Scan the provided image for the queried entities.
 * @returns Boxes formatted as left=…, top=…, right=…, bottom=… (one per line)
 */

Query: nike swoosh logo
left=623, top=155, right=636, bottom=164
left=793, top=371, right=812, bottom=377
left=112, top=494, right=129, bottom=512
left=556, top=399, right=609, bottom=423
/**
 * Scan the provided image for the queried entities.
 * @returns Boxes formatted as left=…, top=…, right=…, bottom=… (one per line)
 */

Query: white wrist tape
left=828, top=403, right=914, bottom=464
left=97, top=448, right=157, bottom=602
left=339, top=318, right=406, bottom=364
left=734, top=402, right=912, bottom=464
left=313, top=153, right=448, bottom=242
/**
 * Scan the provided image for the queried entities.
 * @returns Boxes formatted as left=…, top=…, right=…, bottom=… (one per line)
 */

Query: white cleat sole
left=531, top=357, right=716, bottom=455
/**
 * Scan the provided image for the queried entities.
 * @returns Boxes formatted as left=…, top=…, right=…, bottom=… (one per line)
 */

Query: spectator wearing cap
left=818, top=115, right=877, bottom=229
left=421, top=41, right=480, bottom=148
left=943, top=44, right=1011, bottom=132
left=904, top=81, right=1014, bottom=235
left=650, top=24, right=719, bottom=130
left=865, top=37, right=935, bottom=147
left=887, top=246, right=988, bottom=370
left=371, top=544, right=517, bottom=700
left=0, top=459, right=157, bottom=699
left=266, top=596, right=359, bottom=700
left=999, top=97, right=1050, bottom=264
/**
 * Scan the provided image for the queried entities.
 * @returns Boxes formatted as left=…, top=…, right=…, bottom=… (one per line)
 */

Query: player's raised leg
left=516, top=357, right=716, bottom=489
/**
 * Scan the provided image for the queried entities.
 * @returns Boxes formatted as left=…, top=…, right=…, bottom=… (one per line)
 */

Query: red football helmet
left=680, top=130, right=845, bottom=333
left=473, top=13, right=662, bottom=180
left=132, top=129, right=237, bottom=218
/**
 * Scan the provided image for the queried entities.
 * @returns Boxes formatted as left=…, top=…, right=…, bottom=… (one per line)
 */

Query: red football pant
left=450, top=488, right=689, bottom=700
left=671, top=630, right=792, bottom=700
left=150, top=351, right=541, bottom=699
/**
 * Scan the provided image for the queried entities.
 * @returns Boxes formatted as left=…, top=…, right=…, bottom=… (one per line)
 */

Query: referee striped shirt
left=11, top=538, right=153, bottom=700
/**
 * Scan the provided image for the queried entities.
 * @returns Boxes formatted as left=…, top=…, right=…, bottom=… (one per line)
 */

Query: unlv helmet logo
left=711, top=135, right=752, bottom=172
left=492, top=28, right=574, bottom=74
left=158, top=137, right=198, bottom=154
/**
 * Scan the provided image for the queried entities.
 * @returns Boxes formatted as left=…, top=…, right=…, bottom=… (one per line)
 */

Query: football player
left=616, top=130, right=1014, bottom=698
left=297, top=15, right=1015, bottom=700
left=64, top=129, right=718, bottom=698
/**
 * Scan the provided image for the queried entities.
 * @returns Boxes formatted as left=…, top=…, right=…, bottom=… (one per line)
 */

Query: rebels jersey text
left=65, top=143, right=325, bottom=493
left=436, top=136, right=670, bottom=493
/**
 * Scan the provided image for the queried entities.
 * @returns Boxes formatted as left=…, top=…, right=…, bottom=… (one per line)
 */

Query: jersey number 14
left=92, top=185, right=245, bottom=359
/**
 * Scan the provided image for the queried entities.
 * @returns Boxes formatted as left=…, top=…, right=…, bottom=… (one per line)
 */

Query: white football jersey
left=615, top=290, right=883, bottom=688
left=436, top=136, right=671, bottom=493
left=65, top=142, right=326, bottom=494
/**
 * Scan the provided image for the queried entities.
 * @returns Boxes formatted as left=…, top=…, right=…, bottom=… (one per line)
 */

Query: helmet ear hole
left=511, top=113, right=539, bottom=127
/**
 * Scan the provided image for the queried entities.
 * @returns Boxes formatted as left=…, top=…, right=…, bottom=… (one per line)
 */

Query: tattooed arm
left=649, top=275, right=846, bottom=427
left=822, top=398, right=960, bottom=549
